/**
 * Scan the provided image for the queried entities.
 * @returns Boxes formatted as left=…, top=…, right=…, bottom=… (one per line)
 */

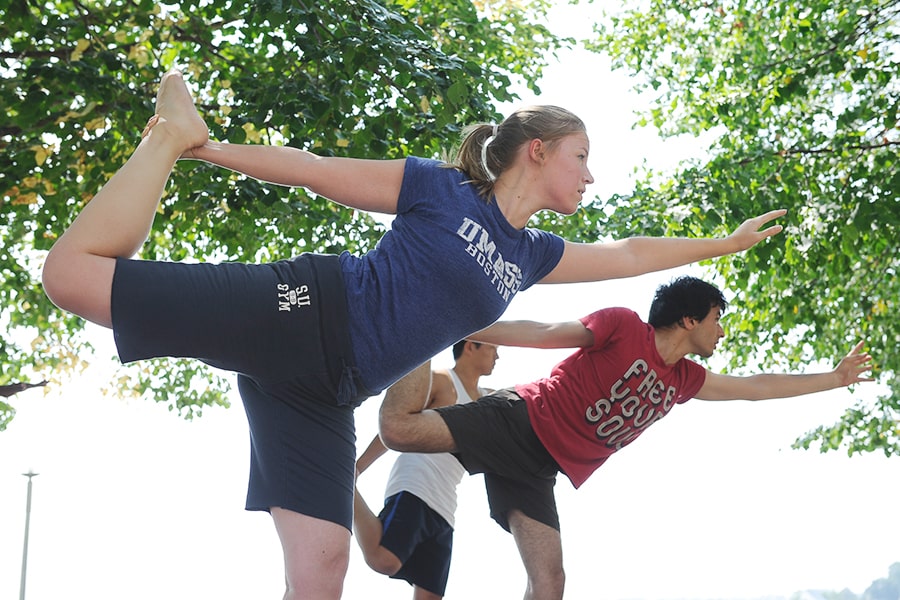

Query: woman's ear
left=527, top=138, right=545, bottom=162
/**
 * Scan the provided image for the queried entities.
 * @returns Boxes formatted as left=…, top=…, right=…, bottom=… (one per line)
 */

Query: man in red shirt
left=379, top=276, right=873, bottom=600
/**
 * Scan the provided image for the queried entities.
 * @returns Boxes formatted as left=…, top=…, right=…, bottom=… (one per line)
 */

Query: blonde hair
left=448, top=105, right=586, bottom=200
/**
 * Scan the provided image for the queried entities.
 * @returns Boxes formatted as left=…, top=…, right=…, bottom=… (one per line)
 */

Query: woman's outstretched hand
left=726, top=209, right=788, bottom=251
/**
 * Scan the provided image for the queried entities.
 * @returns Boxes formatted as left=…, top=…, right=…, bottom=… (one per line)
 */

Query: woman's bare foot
left=141, top=70, right=209, bottom=155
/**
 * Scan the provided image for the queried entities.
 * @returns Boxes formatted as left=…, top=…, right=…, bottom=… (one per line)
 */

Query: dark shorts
left=435, top=390, right=561, bottom=532
left=378, top=491, right=453, bottom=596
left=111, top=253, right=371, bottom=529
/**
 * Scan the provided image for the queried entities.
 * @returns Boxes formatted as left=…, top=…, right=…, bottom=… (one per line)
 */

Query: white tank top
left=383, top=369, right=480, bottom=528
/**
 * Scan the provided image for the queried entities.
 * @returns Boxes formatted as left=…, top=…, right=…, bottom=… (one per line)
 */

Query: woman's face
left=541, top=131, right=594, bottom=215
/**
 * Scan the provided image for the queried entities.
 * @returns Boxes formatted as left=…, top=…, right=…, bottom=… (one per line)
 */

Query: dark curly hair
left=648, top=276, right=727, bottom=329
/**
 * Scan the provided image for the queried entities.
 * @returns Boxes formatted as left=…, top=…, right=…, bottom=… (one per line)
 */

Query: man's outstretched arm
left=471, top=319, right=593, bottom=349
left=695, top=341, right=874, bottom=401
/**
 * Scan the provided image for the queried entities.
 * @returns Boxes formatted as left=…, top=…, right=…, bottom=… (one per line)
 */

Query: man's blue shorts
left=379, top=491, right=453, bottom=595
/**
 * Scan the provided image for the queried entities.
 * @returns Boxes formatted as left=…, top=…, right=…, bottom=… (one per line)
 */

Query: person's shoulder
left=397, top=157, right=470, bottom=212
left=611, top=306, right=640, bottom=318
left=679, top=356, right=705, bottom=373
left=676, top=357, right=708, bottom=398
left=522, top=225, right=565, bottom=244
left=402, top=156, right=467, bottom=188
left=405, top=155, right=454, bottom=174
left=432, top=368, right=453, bottom=384
left=406, top=155, right=442, bottom=166
left=581, top=306, right=639, bottom=325
left=578, top=307, right=643, bottom=347
left=428, top=369, right=458, bottom=409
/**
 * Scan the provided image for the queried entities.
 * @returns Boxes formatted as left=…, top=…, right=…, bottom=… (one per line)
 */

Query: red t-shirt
left=516, top=307, right=707, bottom=488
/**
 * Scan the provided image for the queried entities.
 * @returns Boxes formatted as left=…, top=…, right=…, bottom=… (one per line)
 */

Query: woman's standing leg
left=271, top=507, right=351, bottom=600
left=42, top=70, right=208, bottom=327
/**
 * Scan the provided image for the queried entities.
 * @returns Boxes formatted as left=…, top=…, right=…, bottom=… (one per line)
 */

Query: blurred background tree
left=862, top=562, right=900, bottom=600
left=790, top=561, right=900, bottom=599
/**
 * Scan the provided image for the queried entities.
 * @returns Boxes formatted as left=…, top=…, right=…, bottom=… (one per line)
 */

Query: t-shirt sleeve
left=579, top=307, right=634, bottom=349
left=396, top=156, right=449, bottom=215
left=677, top=359, right=707, bottom=403
left=518, top=228, right=566, bottom=289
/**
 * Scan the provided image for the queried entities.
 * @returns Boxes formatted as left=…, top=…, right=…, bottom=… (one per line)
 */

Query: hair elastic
left=481, top=124, right=499, bottom=182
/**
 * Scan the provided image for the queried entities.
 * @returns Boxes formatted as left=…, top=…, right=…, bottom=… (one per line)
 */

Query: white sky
left=2, top=3, right=898, bottom=599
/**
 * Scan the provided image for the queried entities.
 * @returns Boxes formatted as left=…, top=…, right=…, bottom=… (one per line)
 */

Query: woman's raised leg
left=42, top=70, right=208, bottom=327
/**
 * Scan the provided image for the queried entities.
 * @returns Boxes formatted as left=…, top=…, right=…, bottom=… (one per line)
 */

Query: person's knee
left=544, top=565, right=566, bottom=594
left=377, top=416, right=413, bottom=451
left=41, top=248, right=113, bottom=327
left=510, top=510, right=565, bottom=600
left=380, top=410, right=455, bottom=453
left=377, top=399, right=420, bottom=451
left=274, top=508, right=350, bottom=600
left=41, top=244, right=71, bottom=309
left=284, top=548, right=349, bottom=600
left=363, top=546, right=402, bottom=576
left=378, top=362, right=434, bottom=450
left=527, top=566, right=565, bottom=600
left=42, top=242, right=89, bottom=307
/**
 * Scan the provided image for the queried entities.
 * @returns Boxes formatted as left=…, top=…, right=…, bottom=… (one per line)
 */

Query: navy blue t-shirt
left=340, top=157, right=565, bottom=394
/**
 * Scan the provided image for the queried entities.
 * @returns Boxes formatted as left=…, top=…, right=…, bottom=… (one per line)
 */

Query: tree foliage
left=862, top=562, right=900, bottom=600
left=0, top=0, right=567, bottom=428
left=787, top=563, right=900, bottom=599
left=571, top=0, right=900, bottom=456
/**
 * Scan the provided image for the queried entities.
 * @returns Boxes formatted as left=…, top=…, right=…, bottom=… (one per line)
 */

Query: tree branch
left=738, top=138, right=900, bottom=166
left=0, top=380, right=48, bottom=398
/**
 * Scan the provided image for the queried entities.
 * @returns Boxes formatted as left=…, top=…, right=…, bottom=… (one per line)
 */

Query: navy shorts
left=436, top=390, right=561, bottom=532
left=378, top=491, right=453, bottom=596
left=111, top=253, right=371, bottom=529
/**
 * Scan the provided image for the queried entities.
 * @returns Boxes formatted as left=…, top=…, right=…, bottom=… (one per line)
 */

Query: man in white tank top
left=354, top=339, right=499, bottom=599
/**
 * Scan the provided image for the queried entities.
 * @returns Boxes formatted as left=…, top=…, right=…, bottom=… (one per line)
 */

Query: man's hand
left=834, top=341, right=875, bottom=387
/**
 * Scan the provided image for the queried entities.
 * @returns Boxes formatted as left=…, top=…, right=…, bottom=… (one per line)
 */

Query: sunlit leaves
left=587, top=0, right=900, bottom=456
left=0, top=0, right=567, bottom=428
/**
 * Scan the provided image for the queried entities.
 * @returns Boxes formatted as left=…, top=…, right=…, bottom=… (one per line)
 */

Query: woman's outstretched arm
left=541, top=209, right=787, bottom=284
left=187, top=141, right=406, bottom=215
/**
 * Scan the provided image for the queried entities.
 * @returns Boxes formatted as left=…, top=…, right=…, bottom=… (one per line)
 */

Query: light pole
left=20, top=470, right=38, bottom=600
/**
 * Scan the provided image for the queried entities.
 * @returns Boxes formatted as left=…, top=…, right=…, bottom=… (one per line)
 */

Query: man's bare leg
left=509, top=510, right=565, bottom=600
left=412, top=585, right=444, bottom=600
left=42, top=70, right=208, bottom=327
left=378, top=361, right=457, bottom=453
left=352, top=486, right=403, bottom=575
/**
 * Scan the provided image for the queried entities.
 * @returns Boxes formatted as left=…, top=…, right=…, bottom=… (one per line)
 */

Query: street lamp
left=20, top=471, right=38, bottom=600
